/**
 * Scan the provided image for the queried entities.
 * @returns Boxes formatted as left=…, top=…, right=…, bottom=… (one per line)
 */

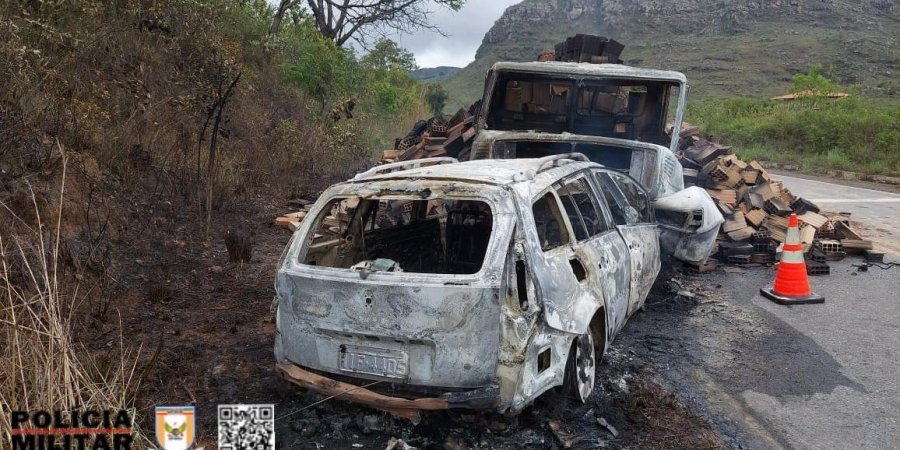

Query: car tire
left=563, top=331, right=596, bottom=403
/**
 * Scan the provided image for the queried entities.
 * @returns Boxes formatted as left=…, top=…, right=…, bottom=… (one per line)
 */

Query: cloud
left=384, top=0, right=521, bottom=68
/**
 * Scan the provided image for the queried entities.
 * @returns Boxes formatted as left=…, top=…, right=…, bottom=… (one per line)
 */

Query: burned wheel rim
left=574, top=332, right=596, bottom=403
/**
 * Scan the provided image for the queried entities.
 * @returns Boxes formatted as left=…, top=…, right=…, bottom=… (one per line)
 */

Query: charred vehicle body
left=469, top=61, right=723, bottom=264
left=275, top=155, right=660, bottom=421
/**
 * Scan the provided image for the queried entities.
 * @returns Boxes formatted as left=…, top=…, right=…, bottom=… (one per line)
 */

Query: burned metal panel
left=275, top=180, right=517, bottom=388
left=488, top=61, right=688, bottom=85
left=497, top=227, right=542, bottom=407
left=505, top=324, right=573, bottom=413
left=579, top=231, right=631, bottom=336
left=275, top=273, right=501, bottom=387
left=495, top=225, right=576, bottom=412
left=616, top=224, right=661, bottom=316
left=508, top=185, right=599, bottom=335
left=652, top=186, right=724, bottom=264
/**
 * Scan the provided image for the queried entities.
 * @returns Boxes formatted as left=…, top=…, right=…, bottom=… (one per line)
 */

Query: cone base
left=760, top=288, right=825, bottom=305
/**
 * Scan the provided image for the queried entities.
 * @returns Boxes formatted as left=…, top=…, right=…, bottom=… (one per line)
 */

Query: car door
left=519, top=188, right=597, bottom=334
left=556, top=174, right=632, bottom=337
left=593, top=170, right=661, bottom=316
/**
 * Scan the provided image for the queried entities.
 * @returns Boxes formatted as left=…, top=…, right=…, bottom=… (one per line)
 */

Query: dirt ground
left=87, top=190, right=730, bottom=449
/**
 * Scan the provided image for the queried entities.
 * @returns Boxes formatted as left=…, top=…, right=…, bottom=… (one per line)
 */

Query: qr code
left=218, top=404, right=275, bottom=450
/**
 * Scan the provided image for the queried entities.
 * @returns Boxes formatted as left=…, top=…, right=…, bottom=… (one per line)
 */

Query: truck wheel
left=564, top=332, right=596, bottom=403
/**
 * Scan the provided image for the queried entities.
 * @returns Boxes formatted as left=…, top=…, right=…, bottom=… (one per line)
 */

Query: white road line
left=809, top=199, right=900, bottom=203
left=776, top=175, right=900, bottom=198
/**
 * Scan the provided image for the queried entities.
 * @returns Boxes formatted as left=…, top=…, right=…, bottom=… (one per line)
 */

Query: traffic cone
left=760, top=213, right=825, bottom=305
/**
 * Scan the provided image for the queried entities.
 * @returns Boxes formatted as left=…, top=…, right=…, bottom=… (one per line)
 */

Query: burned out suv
left=274, top=154, right=660, bottom=422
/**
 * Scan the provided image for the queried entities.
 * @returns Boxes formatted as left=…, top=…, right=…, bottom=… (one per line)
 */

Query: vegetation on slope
left=0, top=1, right=430, bottom=442
left=687, top=69, right=900, bottom=175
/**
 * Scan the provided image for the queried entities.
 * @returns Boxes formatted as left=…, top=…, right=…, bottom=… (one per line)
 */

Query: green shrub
left=687, top=94, right=900, bottom=174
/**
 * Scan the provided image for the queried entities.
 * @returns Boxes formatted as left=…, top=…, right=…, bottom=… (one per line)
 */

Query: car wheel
left=564, top=331, right=596, bottom=403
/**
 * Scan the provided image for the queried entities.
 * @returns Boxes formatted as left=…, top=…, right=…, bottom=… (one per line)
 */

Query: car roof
left=490, top=61, right=687, bottom=84
left=346, top=158, right=598, bottom=191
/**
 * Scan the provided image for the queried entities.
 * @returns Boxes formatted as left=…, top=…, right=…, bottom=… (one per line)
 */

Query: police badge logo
left=155, top=406, right=195, bottom=450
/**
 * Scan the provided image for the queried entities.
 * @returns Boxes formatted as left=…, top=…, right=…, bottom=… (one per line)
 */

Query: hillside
left=410, top=65, right=462, bottom=82
left=442, top=0, right=899, bottom=108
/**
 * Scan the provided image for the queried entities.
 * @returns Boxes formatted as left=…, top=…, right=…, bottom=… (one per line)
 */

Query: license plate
left=339, top=345, right=408, bottom=379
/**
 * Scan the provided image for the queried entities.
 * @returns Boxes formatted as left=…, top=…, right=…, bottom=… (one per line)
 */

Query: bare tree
left=269, top=0, right=464, bottom=46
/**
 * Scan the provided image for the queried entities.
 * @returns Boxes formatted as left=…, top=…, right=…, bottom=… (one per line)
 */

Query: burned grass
left=626, top=381, right=724, bottom=450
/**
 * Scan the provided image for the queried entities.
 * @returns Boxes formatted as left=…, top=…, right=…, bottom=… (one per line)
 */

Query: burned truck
left=469, top=59, right=723, bottom=264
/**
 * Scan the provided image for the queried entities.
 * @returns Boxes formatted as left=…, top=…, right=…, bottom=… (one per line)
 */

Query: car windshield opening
left=492, top=140, right=655, bottom=188
left=495, top=141, right=637, bottom=173
left=299, top=196, right=493, bottom=275
left=485, top=72, right=679, bottom=146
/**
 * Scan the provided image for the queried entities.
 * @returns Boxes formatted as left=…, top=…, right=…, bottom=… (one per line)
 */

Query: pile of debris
left=275, top=197, right=358, bottom=233
left=674, top=124, right=879, bottom=273
left=382, top=107, right=478, bottom=163
left=274, top=107, right=480, bottom=231
left=539, top=34, right=625, bottom=64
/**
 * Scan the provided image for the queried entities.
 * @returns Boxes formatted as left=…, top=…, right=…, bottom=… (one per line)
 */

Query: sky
left=380, top=0, right=521, bottom=68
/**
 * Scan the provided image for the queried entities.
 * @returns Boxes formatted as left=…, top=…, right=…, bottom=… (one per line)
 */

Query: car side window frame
left=554, top=181, right=589, bottom=242
left=593, top=171, right=634, bottom=226
left=580, top=172, right=617, bottom=234
left=557, top=173, right=613, bottom=241
left=530, top=189, right=573, bottom=252
left=608, top=172, right=653, bottom=224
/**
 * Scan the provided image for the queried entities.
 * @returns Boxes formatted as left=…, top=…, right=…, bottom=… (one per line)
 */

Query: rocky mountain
left=442, top=0, right=898, bottom=108
left=410, top=66, right=462, bottom=82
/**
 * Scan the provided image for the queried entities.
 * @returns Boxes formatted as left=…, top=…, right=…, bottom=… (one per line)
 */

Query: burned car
left=275, top=155, right=660, bottom=422
left=469, top=61, right=723, bottom=264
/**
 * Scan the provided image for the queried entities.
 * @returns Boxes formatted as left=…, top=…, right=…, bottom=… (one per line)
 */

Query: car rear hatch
left=275, top=183, right=514, bottom=389
left=276, top=272, right=502, bottom=388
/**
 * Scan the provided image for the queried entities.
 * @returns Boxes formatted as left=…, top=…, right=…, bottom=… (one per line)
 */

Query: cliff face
left=483, top=0, right=896, bottom=45
left=443, top=0, right=898, bottom=106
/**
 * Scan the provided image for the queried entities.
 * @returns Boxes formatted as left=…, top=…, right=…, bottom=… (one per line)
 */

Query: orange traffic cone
left=760, top=213, right=825, bottom=305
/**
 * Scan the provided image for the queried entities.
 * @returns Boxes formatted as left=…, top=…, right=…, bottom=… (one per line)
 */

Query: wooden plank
left=276, top=362, right=449, bottom=423
left=283, top=211, right=307, bottom=220
left=275, top=216, right=296, bottom=230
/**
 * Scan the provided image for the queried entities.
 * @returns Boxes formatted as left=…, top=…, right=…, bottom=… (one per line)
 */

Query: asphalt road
left=626, top=174, right=900, bottom=449
left=773, top=173, right=900, bottom=255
